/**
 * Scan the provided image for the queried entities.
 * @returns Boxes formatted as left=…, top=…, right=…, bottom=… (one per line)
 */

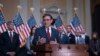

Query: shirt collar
left=46, top=26, right=52, bottom=31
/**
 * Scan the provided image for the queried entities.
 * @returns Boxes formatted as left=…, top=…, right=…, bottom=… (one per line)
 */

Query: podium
left=33, top=44, right=89, bottom=56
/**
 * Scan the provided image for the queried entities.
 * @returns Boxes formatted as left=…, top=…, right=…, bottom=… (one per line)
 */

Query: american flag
left=0, top=9, right=7, bottom=33
left=54, top=15, right=67, bottom=33
left=13, top=12, right=29, bottom=47
left=70, top=14, right=84, bottom=35
left=55, top=15, right=63, bottom=28
left=27, top=15, right=37, bottom=29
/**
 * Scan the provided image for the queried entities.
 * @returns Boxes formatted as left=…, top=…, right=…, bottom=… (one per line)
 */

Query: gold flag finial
left=74, top=7, right=78, bottom=15
left=0, top=3, right=3, bottom=10
left=17, top=5, right=21, bottom=12
left=57, top=8, right=61, bottom=15
left=42, top=8, right=46, bottom=14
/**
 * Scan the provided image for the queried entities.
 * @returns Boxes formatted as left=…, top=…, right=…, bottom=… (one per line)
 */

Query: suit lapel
left=42, top=26, right=48, bottom=40
left=51, top=28, right=55, bottom=40
left=12, top=32, right=15, bottom=40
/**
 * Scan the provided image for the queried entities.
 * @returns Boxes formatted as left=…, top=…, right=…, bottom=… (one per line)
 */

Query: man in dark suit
left=32, top=14, right=60, bottom=45
left=57, top=27, right=69, bottom=44
left=66, top=25, right=75, bottom=44
left=0, top=21, right=20, bottom=56
left=81, top=29, right=90, bottom=44
left=71, top=30, right=90, bottom=45
left=74, top=31, right=86, bottom=44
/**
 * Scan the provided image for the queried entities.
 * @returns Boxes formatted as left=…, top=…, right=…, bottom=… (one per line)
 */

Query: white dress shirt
left=8, top=30, right=13, bottom=37
left=75, top=36, right=85, bottom=44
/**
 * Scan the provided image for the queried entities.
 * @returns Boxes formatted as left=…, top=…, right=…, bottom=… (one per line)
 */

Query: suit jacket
left=97, top=39, right=100, bottom=53
left=68, top=33, right=75, bottom=44
left=89, top=39, right=100, bottom=52
left=32, top=26, right=60, bottom=45
left=84, top=35, right=90, bottom=44
left=60, top=34, right=69, bottom=44
left=73, top=35, right=90, bottom=44
left=0, top=31, right=20, bottom=55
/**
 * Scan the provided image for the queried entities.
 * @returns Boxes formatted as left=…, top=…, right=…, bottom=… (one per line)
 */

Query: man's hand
left=6, top=52, right=16, bottom=56
left=38, top=37, right=46, bottom=45
left=50, top=41, right=58, bottom=44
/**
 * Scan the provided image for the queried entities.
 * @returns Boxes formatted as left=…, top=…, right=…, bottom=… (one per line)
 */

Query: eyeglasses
left=43, top=19, right=51, bottom=21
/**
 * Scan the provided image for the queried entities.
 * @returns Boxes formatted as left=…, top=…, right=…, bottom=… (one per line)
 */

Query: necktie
left=10, top=32, right=13, bottom=42
left=47, top=28, right=50, bottom=42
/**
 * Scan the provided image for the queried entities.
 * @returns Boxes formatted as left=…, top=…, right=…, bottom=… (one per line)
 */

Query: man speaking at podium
left=32, top=14, right=60, bottom=45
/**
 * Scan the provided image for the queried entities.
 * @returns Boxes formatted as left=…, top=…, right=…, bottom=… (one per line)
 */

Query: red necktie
left=47, top=28, right=50, bottom=41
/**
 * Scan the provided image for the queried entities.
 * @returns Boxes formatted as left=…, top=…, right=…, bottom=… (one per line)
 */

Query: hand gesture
left=38, top=36, right=46, bottom=45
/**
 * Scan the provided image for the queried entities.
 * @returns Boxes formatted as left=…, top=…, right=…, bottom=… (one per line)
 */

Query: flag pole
left=0, top=3, right=3, bottom=10
left=30, top=7, right=34, bottom=15
left=57, top=8, right=67, bottom=34
left=42, top=8, right=46, bottom=14
left=30, top=7, right=38, bottom=27
left=0, top=3, right=4, bottom=17
left=17, top=5, right=26, bottom=48
left=0, top=4, right=6, bottom=19
left=17, top=5, right=21, bottom=14
left=0, top=3, right=8, bottom=30
left=74, top=7, right=78, bottom=16
left=0, top=3, right=5, bottom=17
left=57, top=8, right=61, bottom=21
left=57, top=8, right=61, bottom=15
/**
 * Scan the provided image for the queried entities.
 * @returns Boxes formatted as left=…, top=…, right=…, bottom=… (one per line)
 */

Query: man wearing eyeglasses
left=32, top=14, right=60, bottom=45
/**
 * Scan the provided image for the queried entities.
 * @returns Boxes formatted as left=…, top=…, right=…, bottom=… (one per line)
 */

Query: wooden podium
left=33, top=44, right=89, bottom=56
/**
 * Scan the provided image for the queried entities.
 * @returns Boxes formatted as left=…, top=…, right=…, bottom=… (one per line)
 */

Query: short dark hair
left=42, top=14, right=53, bottom=19
left=42, top=14, right=55, bottom=25
left=7, top=21, right=13, bottom=25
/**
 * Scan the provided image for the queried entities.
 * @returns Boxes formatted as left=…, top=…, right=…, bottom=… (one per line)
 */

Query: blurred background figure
left=81, top=29, right=90, bottom=44
left=0, top=21, right=20, bottom=56
left=26, top=26, right=36, bottom=56
left=57, top=27, right=69, bottom=44
left=74, top=30, right=85, bottom=44
left=66, top=25, right=75, bottom=44
left=89, top=32, right=100, bottom=56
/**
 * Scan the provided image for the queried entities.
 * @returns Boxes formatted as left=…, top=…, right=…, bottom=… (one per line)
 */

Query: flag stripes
left=0, top=9, right=7, bottom=33
left=70, top=15, right=84, bottom=35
